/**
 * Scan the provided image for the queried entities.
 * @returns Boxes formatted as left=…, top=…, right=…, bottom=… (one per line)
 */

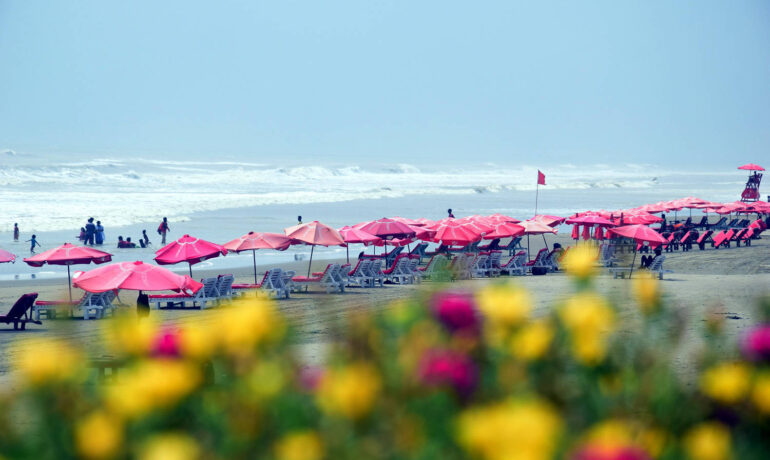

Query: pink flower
left=742, top=325, right=770, bottom=361
left=432, top=291, right=479, bottom=335
left=418, top=348, right=477, bottom=397
left=152, top=329, right=181, bottom=358
left=298, top=366, right=324, bottom=391
left=573, top=446, right=651, bottom=460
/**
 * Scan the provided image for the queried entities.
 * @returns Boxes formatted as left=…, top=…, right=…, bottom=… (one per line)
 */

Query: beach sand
left=0, top=234, right=768, bottom=389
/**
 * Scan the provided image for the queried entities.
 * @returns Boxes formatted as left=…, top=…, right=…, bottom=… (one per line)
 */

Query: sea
left=0, top=151, right=756, bottom=280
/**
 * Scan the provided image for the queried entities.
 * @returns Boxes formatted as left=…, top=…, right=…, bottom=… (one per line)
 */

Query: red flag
left=537, top=170, right=546, bottom=186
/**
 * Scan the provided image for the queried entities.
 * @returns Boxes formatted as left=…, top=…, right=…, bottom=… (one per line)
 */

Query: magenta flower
left=573, top=446, right=651, bottom=460
left=432, top=291, right=479, bottom=335
left=152, top=328, right=181, bottom=358
left=418, top=348, right=477, bottom=397
left=742, top=325, right=770, bottom=361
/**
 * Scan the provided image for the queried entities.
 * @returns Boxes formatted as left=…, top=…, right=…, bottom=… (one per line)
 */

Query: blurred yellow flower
left=700, top=362, right=751, bottom=404
left=559, top=292, right=615, bottom=365
left=139, top=433, right=200, bottom=460
left=75, top=411, right=123, bottom=460
left=104, top=359, right=201, bottom=419
left=632, top=275, right=661, bottom=314
left=274, top=430, right=324, bottom=460
left=510, top=319, right=554, bottom=361
left=177, top=319, right=217, bottom=360
left=246, top=359, right=286, bottom=401
left=13, top=338, right=83, bottom=385
left=475, top=283, right=532, bottom=327
left=316, top=362, right=381, bottom=420
left=457, top=398, right=562, bottom=460
left=561, top=244, right=597, bottom=279
left=751, top=371, right=770, bottom=414
left=217, top=298, right=284, bottom=354
left=102, top=316, right=158, bottom=356
left=684, top=422, right=731, bottom=460
left=580, top=419, right=665, bottom=459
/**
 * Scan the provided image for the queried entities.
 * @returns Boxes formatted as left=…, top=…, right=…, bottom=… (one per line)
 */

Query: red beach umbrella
left=0, top=249, right=16, bottom=264
left=738, top=163, right=765, bottom=171
left=484, top=222, right=525, bottom=239
left=223, top=232, right=292, bottom=284
left=430, top=221, right=483, bottom=246
left=413, top=217, right=436, bottom=227
left=532, top=215, right=565, bottom=227
left=608, top=225, right=667, bottom=279
left=155, top=234, right=227, bottom=277
left=565, top=215, right=616, bottom=227
left=24, top=243, right=113, bottom=301
left=338, top=226, right=381, bottom=263
left=571, top=225, right=579, bottom=240
left=520, top=219, right=558, bottom=259
left=284, top=221, right=346, bottom=277
left=358, top=218, right=416, bottom=240
left=390, top=216, right=422, bottom=226
left=595, top=226, right=605, bottom=240
left=581, top=225, right=591, bottom=241
left=73, top=261, right=203, bottom=294
left=486, top=213, right=521, bottom=224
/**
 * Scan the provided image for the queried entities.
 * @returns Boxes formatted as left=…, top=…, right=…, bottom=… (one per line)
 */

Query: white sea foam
left=0, top=156, right=736, bottom=233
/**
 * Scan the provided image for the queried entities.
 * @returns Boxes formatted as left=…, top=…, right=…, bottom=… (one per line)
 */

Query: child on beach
left=142, top=230, right=151, bottom=247
left=158, top=217, right=170, bottom=244
left=78, top=227, right=86, bottom=242
left=447, top=208, right=455, bottom=218
left=26, top=235, right=40, bottom=253
left=13, top=223, right=19, bottom=241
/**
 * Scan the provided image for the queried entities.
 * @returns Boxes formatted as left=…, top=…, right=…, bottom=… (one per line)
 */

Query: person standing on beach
left=95, top=221, right=105, bottom=245
left=13, top=223, right=19, bottom=241
left=297, top=215, right=303, bottom=225
left=447, top=208, right=455, bottom=218
left=136, top=291, right=150, bottom=318
left=26, top=234, right=40, bottom=253
left=158, top=217, right=170, bottom=244
left=85, top=218, right=96, bottom=245
left=142, top=230, right=151, bottom=247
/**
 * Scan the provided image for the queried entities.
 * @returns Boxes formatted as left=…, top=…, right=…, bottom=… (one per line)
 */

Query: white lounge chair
left=149, top=277, right=219, bottom=309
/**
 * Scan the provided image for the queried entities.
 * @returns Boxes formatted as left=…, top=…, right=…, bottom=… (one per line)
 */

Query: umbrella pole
left=189, top=264, right=193, bottom=277
left=346, top=246, right=349, bottom=264
left=67, top=265, right=72, bottom=302
left=527, top=234, right=531, bottom=260
left=542, top=234, right=548, bottom=250
left=629, top=251, right=637, bottom=279
left=307, top=245, right=315, bottom=278
left=253, top=250, right=258, bottom=285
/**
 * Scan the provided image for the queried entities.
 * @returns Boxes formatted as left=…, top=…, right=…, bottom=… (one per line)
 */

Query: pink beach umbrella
left=738, top=163, right=765, bottom=171
left=595, top=226, right=605, bottom=240
left=73, top=260, right=203, bottom=294
left=608, top=225, right=667, bottom=279
left=154, top=234, right=227, bottom=277
left=357, top=218, right=417, bottom=259
left=571, top=225, right=579, bottom=240
left=581, top=225, right=592, bottom=241
left=486, top=213, right=521, bottom=224
left=24, top=243, right=113, bottom=301
left=520, top=219, right=558, bottom=259
left=338, top=226, right=381, bottom=263
left=284, top=221, right=346, bottom=277
left=532, top=215, right=565, bottom=227
left=0, top=249, right=16, bottom=264
left=223, top=232, right=292, bottom=284
left=430, top=220, right=483, bottom=247
left=484, top=222, right=525, bottom=239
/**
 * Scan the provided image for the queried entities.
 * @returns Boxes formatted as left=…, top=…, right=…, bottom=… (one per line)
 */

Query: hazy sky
left=1, top=1, right=768, bottom=166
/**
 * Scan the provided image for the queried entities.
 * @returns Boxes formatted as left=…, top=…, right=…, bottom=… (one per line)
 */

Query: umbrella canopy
left=284, top=221, right=346, bottom=246
left=155, top=234, right=227, bottom=276
left=486, top=213, right=521, bottom=224
left=223, top=232, right=293, bottom=284
left=223, top=232, right=292, bottom=253
left=519, top=220, right=558, bottom=235
left=390, top=216, right=422, bottom=226
left=614, top=212, right=663, bottom=225
left=430, top=221, right=483, bottom=246
left=24, top=243, right=112, bottom=267
left=357, top=218, right=416, bottom=240
left=73, top=261, right=203, bottom=294
left=565, top=215, right=616, bottom=226
left=413, top=217, right=436, bottom=227
left=0, top=249, right=16, bottom=263
left=24, top=243, right=113, bottom=301
left=738, top=163, right=765, bottom=171
left=484, top=222, right=525, bottom=239
left=532, top=215, right=565, bottom=227
left=338, top=226, right=381, bottom=245
left=608, top=225, right=667, bottom=245
left=284, top=221, right=346, bottom=277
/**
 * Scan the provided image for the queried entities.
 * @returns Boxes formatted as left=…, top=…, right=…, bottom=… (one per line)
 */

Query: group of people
left=117, top=230, right=152, bottom=249
left=78, top=218, right=106, bottom=245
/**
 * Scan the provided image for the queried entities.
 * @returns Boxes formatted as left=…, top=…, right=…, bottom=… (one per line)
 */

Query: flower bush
left=1, top=259, right=769, bottom=460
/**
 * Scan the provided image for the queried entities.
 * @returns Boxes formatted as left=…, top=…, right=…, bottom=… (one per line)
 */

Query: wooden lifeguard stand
left=738, top=163, right=764, bottom=202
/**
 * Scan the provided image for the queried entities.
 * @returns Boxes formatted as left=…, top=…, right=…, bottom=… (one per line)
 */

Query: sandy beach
left=1, top=233, right=768, bottom=388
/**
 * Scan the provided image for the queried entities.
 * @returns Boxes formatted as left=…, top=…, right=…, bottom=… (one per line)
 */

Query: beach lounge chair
left=646, top=256, right=673, bottom=280
left=418, top=254, right=450, bottom=280
left=449, top=253, right=474, bottom=280
left=478, top=238, right=501, bottom=251
left=216, top=274, right=235, bottom=302
left=292, top=264, right=344, bottom=293
left=1, top=293, right=41, bottom=330
left=367, top=258, right=386, bottom=287
left=384, top=247, right=404, bottom=269
left=506, top=237, right=524, bottom=256
left=404, top=255, right=422, bottom=283
left=499, top=251, right=527, bottom=276
left=409, top=243, right=429, bottom=264
left=149, top=277, right=219, bottom=309
left=694, top=216, right=709, bottom=229
left=525, top=248, right=549, bottom=270
left=543, top=248, right=564, bottom=272
left=696, top=230, right=713, bottom=250
left=486, top=250, right=503, bottom=277
left=710, top=230, right=727, bottom=249
left=233, top=269, right=290, bottom=298
left=34, top=292, right=104, bottom=320
left=346, top=259, right=374, bottom=287
left=470, top=252, right=490, bottom=278
left=382, top=254, right=412, bottom=284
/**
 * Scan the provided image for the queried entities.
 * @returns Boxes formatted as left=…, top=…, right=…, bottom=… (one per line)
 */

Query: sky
left=0, top=0, right=768, bottom=167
